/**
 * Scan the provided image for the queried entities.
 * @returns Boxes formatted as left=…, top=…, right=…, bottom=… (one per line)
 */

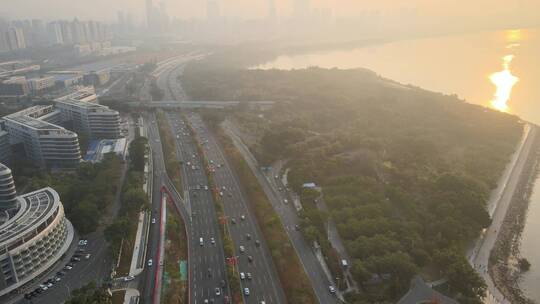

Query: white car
left=123, top=276, right=135, bottom=282
left=244, top=288, right=250, bottom=296
left=147, top=259, right=153, bottom=267
left=210, top=237, right=215, bottom=245
left=240, top=272, right=246, bottom=280
left=329, top=286, right=336, bottom=294
left=78, top=239, right=88, bottom=246
left=151, top=218, right=156, bottom=224
left=239, top=246, right=245, bottom=253
left=283, top=199, right=288, bottom=204
left=215, top=288, right=221, bottom=296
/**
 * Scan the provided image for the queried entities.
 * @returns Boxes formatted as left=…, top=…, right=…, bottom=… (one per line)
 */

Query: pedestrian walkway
left=129, top=211, right=149, bottom=276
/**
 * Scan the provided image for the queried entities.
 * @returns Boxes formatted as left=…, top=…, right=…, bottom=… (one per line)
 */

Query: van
left=200, top=237, right=204, bottom=246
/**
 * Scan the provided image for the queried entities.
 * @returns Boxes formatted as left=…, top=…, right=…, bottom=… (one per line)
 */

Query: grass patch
left=112, top=290, right=126, bottom=304
left=214, top=127, right=318, bottom=303
left=163, top=209, right=188, bottom=304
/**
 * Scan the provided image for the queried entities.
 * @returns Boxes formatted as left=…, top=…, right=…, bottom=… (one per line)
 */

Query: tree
left=66, top=282, right=111, bottom=304
left=351, top=259, right=372, bottom=287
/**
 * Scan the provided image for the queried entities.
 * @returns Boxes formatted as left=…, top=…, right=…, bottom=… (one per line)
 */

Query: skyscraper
left=268, top=0, right=277, bottom=20
left=207, top=0, right=220, bottom=21
left=146, top=0, right=156, bottom=30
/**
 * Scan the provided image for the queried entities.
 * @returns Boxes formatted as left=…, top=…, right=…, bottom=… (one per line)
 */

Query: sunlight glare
left=489, top=55, right=519, bottom=112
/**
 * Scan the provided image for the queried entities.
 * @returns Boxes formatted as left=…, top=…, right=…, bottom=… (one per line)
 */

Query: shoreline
left=490, top=128, right=540, bottom=304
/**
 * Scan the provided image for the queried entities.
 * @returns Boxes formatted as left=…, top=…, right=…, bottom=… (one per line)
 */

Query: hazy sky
left=0, top=0, right=539, bottom=25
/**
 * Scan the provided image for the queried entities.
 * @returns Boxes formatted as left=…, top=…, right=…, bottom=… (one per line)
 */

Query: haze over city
left=0, top=1, right=539, bottom=304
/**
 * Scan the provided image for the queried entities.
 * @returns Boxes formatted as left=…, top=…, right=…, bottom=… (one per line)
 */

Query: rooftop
left=0, top=187, right=60, bottom=247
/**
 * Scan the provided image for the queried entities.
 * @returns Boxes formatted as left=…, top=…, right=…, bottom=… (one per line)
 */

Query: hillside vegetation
left=182, top=55, right=522, bottom=303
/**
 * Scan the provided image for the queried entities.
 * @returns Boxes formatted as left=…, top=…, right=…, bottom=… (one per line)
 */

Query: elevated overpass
left=128, top=100, right=275, bottom=109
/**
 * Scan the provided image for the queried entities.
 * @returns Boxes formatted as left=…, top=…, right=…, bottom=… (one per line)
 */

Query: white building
left=3, top=106, right=81, bottom=169
left=55, top=98, right=121, bottom=139
left=0, top=186, right=74, bottom=296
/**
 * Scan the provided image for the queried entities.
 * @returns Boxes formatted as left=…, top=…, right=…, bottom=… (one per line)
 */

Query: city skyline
left=0, top=0, right=538, bottom=28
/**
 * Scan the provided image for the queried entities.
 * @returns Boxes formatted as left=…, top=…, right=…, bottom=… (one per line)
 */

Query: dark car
left=255, top=240, right=260, bottom=247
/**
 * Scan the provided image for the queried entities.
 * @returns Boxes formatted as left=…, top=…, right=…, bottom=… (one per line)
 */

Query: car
left=78, top=239, right=88, bottom=246
left=329, top=286, right=336, bottom=294
left=152, top=218, right=156, bottom=224
left=240, top=215, right=246, bottom=221
left=39, top=284, right=48, bottom=291
left=255, top=240, right=260, bottom=247
left=71, top=257, right=81, bottom=262
left=248, top=256, right=253, bottom=263
left=204, top=185, right=209, bottom=190
left=221, top=280, right=226, bottom=287
left=207, top=268, right=212, bottom=277
left=246, top=233, right=252, bottom=240
left=274, top=175, right=279, bottom=179
left=294, top=224, right=300, bottom=231
left=215, top=288, right=221, bottom=296
left=56, top=271, right=65, bottom=277
left=244, top=288, right=250, bottom=296
left=222, top=186, right=226, bottom=190
left=35, top=288, right=43, bottom=294
left=67, top=263, right=74, bottom=267
left=219, top=191, right=223, bottom=197
left=204, top=300, right=209, bottom=304
left=210, top=237, right=215, bottom=245
left=247, top=272, right=252, bottom=280
left=84, top=253, right=91, bottom=259
left=239, top=246, right=245, bottom=253
left=283, top=199, right=289, bottom=204
left=64, top=265, right=73, bottom=270
left=148, top=259, right=153, bottom=267
left=200, top=237, right=204, bottom=246
left=24, top=293, right=32, bottom=299
left=46, top=282, right=53, bottom=288
left=240, top=272, right=246, bottom=280
left=261, top=302, right=266, bottom=304
left=54, top=276, right=61, bottom=282
left=228, top=193, right=233, bottom=197
left=231, top=218, right=236, bottom=224
left=123, top=276, right=135, bottom=282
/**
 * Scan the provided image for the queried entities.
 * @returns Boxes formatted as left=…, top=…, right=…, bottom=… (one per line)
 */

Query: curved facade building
left=0, top=187, right=73, bottom=296
left=0, top=164, right=17, bottom=211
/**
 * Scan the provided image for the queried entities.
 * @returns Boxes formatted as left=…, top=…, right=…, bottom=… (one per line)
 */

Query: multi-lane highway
left=177, top=112, right=287, bottom=304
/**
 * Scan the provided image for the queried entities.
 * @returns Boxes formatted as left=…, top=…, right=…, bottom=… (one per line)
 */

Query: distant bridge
left=128, top=100, right=275, bottom=109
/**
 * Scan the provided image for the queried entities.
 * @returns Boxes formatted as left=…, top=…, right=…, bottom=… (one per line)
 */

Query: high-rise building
left=207, top=0, right=220, bottom=21
left=71, top=19, right=86, bottom=44
left=5, top=27, right=26, bottom=51
left=268, top=0, right=277, bottom=20
left=60, top=21, right=73, bottom=45
left=47, top=21, right=64, bottom=45
left=3, top=106, right=82, bottom=169
left=0, top=163, right=17, bottom=211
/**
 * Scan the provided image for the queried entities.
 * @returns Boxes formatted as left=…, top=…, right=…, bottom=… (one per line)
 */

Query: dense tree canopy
left=182, top=54, right=522, bottom=303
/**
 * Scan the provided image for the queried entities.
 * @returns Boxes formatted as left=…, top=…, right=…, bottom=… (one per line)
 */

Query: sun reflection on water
left=489, top=30, right=523, bottom=112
